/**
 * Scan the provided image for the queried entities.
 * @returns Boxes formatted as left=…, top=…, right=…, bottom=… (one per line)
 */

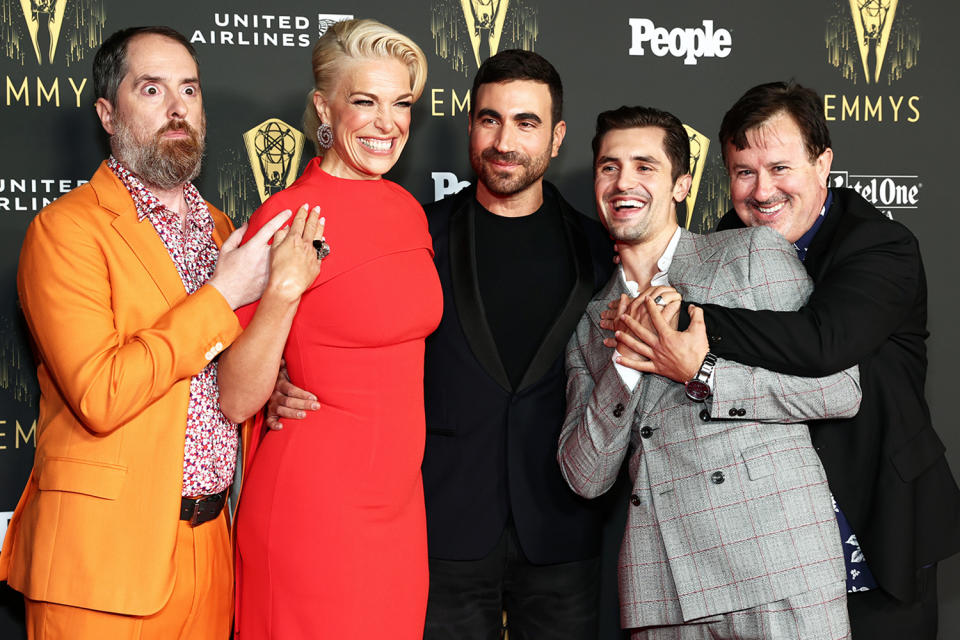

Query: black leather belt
left=180, top=488, right=228, bottom=526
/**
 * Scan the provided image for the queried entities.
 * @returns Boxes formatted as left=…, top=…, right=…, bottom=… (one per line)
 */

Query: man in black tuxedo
left=611, top=81, right=960, bottom=639
left=419, top=50, right=614, bottom=639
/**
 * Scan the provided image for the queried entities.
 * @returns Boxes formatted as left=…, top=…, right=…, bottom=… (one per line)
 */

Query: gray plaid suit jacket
left=558, top=226, right=862, bottom=629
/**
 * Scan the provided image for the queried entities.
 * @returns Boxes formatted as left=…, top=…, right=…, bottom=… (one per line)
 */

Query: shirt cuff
left=612, top=350, right=641, bottom=391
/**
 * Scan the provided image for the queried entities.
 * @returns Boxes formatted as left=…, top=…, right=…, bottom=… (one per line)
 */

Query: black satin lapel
left=449, top=199, right=512, bottom=392
left=517, top=201, right=595, bottom=392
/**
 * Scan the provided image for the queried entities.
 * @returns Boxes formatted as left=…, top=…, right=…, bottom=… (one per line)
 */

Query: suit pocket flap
left=891, top=427, right=946, bottom=482
left=741, top=437, right=821, bottom=481
left=38, top=457, right=127, bottom=500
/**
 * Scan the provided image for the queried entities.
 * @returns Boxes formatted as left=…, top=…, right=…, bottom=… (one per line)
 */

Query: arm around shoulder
left=701, top=221, right=924, bottom=376
left=704, top=227, right=863, bottom=421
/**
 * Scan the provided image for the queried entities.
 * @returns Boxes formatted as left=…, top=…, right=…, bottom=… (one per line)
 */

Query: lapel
left=667, top=228, right=722, bottom=304
left=516, top=186, right=596, bottom=391
left=585, top=270, right=628, bottom=335
left=803, top=188, right=844, bottom=280
left=93, top=161, right=188, bottom=307
left=448, top=185, right=600, bottom=393
left=449, top=190, right=512, bottom=391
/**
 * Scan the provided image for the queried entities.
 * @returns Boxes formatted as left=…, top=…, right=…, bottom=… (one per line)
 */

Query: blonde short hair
left=304, top=19, right=428, bottom=154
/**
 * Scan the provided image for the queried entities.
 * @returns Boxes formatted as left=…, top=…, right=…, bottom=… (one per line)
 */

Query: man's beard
left=470, top=144, right=551, bottom=197
left=111, top=113, right=206, bottom=191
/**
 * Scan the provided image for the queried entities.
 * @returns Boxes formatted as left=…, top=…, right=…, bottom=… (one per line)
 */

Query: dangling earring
left=317, top=123, right=333, bottom=150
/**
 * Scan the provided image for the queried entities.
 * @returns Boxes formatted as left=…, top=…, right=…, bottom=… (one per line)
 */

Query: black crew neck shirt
left=475, top=193, right=575, bottom=389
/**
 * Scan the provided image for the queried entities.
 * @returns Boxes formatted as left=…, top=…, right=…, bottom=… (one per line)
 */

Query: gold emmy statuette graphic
left=682, top=124, right=710, bottom=230
left=849, top=0, right=898, bottom=84
left=19, top=0, right=67, bottom=64
left=243, top=119, right=305, bottom=204
left=461, top=0, right=509, bottom=67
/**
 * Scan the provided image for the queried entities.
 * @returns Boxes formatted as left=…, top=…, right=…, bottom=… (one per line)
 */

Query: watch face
left=685, top=380, right=711, bottom=402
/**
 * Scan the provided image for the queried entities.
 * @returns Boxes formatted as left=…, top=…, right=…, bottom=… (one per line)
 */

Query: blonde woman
left=218, top=19, right=439, bottom=638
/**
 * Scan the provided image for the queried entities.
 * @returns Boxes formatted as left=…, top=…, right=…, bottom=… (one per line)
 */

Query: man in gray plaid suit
left=558, top=106, right=861, bottom=639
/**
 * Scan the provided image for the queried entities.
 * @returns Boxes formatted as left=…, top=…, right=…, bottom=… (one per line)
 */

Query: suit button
left=630, top=493, right=642, bottom=506
left=613, top=403, right=625, bottom=418
left=710, top=335, right=722, bottom=342
left=737, top=408, right=747, bottom=417
left=640, top=426, right=653, bottom=439
left=711, top=471, right=725, bottom=485
left=699, top=409, right=710, bottom=422
left=728, top=408, right=738, bottom=417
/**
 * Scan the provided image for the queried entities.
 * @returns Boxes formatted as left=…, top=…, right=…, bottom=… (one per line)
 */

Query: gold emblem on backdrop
left=461, top=0, right=510, bottom=68
left=430, top=0, right=539, bottom=75
left=682, top=124, right=710, bottom=231
left=2, top=0, right=104, bottom=66
left=849, top=0, right=898, bottom=84
left=826, top=0, right=918, bottom=85
left=243, top=119, right=305, bottom=204
left=19, top=0, right=66, bottom=64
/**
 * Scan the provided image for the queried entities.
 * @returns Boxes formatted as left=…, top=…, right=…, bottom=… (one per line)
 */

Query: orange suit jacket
left=0, top=161, right=242, bottom=616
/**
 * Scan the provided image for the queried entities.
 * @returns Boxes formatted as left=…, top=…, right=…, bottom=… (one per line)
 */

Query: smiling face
left=313, top=57, right=414, bottom=180
left=725, top=112, right=833, bottom=243
left=95, top=33, right=206, bottom=190
left=594, top=126, right=690, bottom=245
left=468, top=79, right=565, bottom=200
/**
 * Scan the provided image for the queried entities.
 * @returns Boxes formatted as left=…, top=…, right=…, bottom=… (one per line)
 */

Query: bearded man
left=415, top=48, right=616, bottom=640
left=0, top=26, right=289, bottom=640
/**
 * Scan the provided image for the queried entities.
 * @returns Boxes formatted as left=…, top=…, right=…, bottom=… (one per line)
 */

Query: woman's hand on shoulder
left=265, top=203, right=325, bottom=303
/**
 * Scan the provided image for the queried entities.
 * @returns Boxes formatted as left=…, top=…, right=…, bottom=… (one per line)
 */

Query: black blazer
left=421, top=182, right=614, bottom=564
left=702, top=188, right=960, bottom=602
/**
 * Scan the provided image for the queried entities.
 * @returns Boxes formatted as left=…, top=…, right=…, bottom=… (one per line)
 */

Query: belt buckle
left=188, top=496, right=205, bottom=527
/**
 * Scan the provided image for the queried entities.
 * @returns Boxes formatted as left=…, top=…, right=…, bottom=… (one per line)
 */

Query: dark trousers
left=847, top=565, right=938, bottom=640
left=424, top=521, right=600, bottom=640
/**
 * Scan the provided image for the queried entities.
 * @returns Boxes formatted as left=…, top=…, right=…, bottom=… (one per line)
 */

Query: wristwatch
left=685, top=352, right=717, bottom=402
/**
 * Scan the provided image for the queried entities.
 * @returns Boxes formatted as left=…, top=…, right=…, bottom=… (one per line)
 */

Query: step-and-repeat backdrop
left=1, top=1, right=957, bottom=637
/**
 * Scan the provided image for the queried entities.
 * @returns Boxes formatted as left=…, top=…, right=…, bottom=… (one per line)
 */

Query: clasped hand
left=267, top=204, right=325, bottom=302
left=599, top=285, right=709, bottom=383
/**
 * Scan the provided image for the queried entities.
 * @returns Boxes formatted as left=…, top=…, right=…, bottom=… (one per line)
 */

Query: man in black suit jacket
left=420, top=50, right=614, bottom=640
left=610, top=82, right=960, bottom=639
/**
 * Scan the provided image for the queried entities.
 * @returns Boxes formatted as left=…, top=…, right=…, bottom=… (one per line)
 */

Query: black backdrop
left=1, top=1, right=958, bottom=637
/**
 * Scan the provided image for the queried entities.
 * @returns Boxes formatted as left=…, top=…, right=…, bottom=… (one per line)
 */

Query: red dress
left=234, top=158, right=442, bottom=639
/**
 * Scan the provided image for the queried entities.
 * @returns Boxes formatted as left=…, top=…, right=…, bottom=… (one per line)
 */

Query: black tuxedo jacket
left=703, top=187, right=960, bottom=601
left=422, top=182, right=614, bottom=564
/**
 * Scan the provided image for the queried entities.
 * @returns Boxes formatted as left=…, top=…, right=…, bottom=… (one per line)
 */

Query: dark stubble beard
left=470, top=138, right=552, bottom=197
left=111, top=113, right=206, bottom=191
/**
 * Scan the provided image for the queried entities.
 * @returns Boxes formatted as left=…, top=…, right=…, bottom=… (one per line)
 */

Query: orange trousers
left=25, top=512, right=233, bottom=640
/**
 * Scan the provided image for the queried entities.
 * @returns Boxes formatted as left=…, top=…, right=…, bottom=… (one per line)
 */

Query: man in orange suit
left=0, top=26, right=289, bottom=639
